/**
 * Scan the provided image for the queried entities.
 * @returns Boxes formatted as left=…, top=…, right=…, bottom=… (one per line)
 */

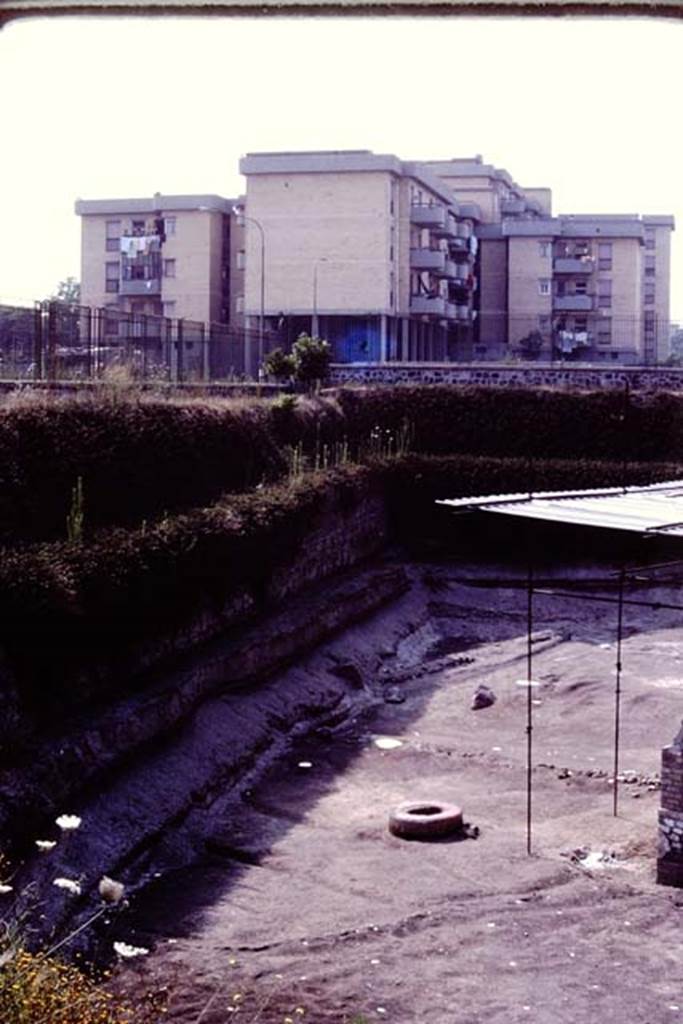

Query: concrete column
left=401, top=318, right=409, bottom=362
left=657, top=720, right=683, bottom=888
left=380, top=315, right=388, bottom=363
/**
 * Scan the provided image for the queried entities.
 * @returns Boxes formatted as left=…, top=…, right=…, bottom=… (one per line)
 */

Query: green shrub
left=263, top=347, right=295, bottom=381
left=291, top=334, right=332, bottom=387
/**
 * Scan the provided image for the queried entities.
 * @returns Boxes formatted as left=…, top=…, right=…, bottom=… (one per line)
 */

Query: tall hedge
left=1, top=386, right=682, bottom=546
left=1, top=453, right=679, bottom=726
left=333, top=386, right=683, bottom=462
left=0, top=398, right=287, bottom=544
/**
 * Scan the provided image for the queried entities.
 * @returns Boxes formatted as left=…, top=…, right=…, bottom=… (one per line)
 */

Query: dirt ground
left=114, top=556, right=683, bottom=1024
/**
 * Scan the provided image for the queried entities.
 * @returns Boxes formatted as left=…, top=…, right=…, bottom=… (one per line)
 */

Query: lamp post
left=312, top=257, right=328, bottom=338
left=233, top=205, right=265, bottom=379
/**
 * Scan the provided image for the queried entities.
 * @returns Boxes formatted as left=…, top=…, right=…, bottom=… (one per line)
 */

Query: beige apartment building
left=75, top=155, right=674, bottom=367
left=423, top=156, right=674, bottom=363
left=238, top=151, right=479, bottom=362
left=75, top=194, right=244, bottom=328
left=475, top=213, right=674, bottom=364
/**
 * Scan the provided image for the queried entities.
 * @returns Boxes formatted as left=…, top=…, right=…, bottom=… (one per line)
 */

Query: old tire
left=388, top=801, right=463, bottom=840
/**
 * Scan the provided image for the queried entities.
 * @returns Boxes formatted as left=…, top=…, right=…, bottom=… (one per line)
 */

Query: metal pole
left=313, top=262, right=318, bottom=338
left=613, top=566, right=625, bottom=816
left=234, top=209, right=265, bottom=380
left=526, top=534, right=534, bottom=855
left=258, top=224, right=264, bottom=376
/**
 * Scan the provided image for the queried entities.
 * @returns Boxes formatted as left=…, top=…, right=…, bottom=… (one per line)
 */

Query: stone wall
left=657, top=721, right=683, bottom=888
left=329, top=361, right=683, bottom=393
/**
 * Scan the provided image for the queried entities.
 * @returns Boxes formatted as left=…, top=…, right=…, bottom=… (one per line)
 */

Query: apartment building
left=237, top=151, right=479, bottom=362
left=423, top=156, right=552, bottom=225
left=474, top=213, right=674, bottom=364
left=423, top=156, right=674, bottom=363
left=75, top=156, right=674, bottom=367
left=75, top=194, right=244, bottom=327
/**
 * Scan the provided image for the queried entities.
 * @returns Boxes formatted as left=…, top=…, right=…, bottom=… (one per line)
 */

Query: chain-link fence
left=0, top=302, right=287, bottom=383
left=0, top=302, right=678, bottom=379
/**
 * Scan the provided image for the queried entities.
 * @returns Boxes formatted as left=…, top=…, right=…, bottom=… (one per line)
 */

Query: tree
left=291, top=333, right=331, bottom=388
left=517, top=330, right=543, bottom=360
left=51, top=277, right=81, bottom=306
left=263, top=347, right=295, bottom=380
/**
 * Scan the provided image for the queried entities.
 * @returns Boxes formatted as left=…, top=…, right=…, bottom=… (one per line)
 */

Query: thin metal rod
left=526, top=534, right=534, bottom=856
left=613, top=567, right=626, bottom=816
left=620, top=380, right=630, bottom=494
left=610, top=557, right=683, bottom=575
left=534, top=588, right=683, bottom=613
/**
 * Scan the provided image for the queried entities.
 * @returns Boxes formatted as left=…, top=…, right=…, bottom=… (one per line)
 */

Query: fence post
left=176, top=318, right=184, bottom=384
left=33, top=301, right=44, bottom=380
left=201, top=323, right=210, bottom=382
left=47, top=301, right=58, bottom=382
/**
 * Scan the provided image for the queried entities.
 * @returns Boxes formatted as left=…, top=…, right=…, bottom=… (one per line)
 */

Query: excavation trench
left=72, top=557, right=683, bottom=1024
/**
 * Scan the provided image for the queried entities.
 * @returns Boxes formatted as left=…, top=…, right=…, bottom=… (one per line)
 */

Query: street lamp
left=312, top=257, right=329, bottom=338
left=233, top=204, right=264, bottom=379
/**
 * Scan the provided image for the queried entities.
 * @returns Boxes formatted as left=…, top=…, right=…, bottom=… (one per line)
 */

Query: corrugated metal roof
left=436, top=480, right=683, bottom=536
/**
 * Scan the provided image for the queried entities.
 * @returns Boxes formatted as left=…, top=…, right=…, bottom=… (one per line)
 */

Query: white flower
left=0, top=884, right=13, bottom=894
left=35, top=840, right=57, bottom=852
left=113, top=941, right=149, bottom=959
left=53, top=878, right=81, bottom=896
left=98, top=876, right=125, bottom=905
left=56, top=814, right=82, bottom=831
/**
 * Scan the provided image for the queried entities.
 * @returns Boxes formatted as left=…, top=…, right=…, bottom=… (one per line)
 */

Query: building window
left=598, top=279, right=612, bottom=309
left=539, top=242, right=550, bottom=258
left=538, top=315, right=551, bottom=332
left=163, top=259, right=176, bottom=278
left=236, top=250, right=245, bottom=270
left=236, top=296, right=244, bottom=314
left=105, top=219, right=121, bottom=252
left=574, top=280, right=588, bottom=295
left=597, top=318, right=612, bottom=345
left=390, top=245, right=394, bottom=262
left=163, top=301, right=176, bottom=318
left=645, top=231, right=655, bottom=250
left=131, top=219, right=145, bottom=237
left=645, top=255, right=656, bottom=277
left=644, top=289, right=656, bottom=306
left=105, top=261, right=119, bottom=293
left=538, top=279, right=551, bottom=296
left=164, top=216, right=176, bottom=236
left=598, top=242, right=612, bottom=271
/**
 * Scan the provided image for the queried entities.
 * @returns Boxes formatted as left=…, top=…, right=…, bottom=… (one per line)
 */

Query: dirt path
left=113, top=562, right=683, bottom=1023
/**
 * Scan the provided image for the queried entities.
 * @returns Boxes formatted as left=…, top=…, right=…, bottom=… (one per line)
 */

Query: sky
left=0, top=13, right=682, bottom=319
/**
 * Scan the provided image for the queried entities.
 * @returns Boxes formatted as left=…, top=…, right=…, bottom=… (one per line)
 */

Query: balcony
left=410, top=295, right=446, bottom=317
left=120, top=278, right=162, bottom=296
left=501, top=198, right=526, bottom=215
left=451, top=264, right=469, bottom=283
left=448, top=236, right=469, bottom=254
left=443, top=259, right=459, bottom=279
left=433, top=216, right=459, bottom=240
left=554, top=257, right=595, bottom=274
left=410, top=205, right=446, bottom=229
left=410, top=249, right=446, bottom=272
left=456, top=305, right=470, bottom=322
left=553, top=294, right=593, bottom=312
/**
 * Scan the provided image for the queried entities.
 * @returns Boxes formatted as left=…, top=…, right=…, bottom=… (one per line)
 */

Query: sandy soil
left=113, top=558, right=683, bottom=1024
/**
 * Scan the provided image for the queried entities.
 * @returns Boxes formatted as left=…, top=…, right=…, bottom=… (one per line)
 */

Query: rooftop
left=75, top=194, right=235, bottom=216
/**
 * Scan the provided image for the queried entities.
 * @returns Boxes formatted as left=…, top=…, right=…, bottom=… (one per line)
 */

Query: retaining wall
left=329, top=362, right=683, bottom=392
left=658, top=722, right=683, bottom=888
